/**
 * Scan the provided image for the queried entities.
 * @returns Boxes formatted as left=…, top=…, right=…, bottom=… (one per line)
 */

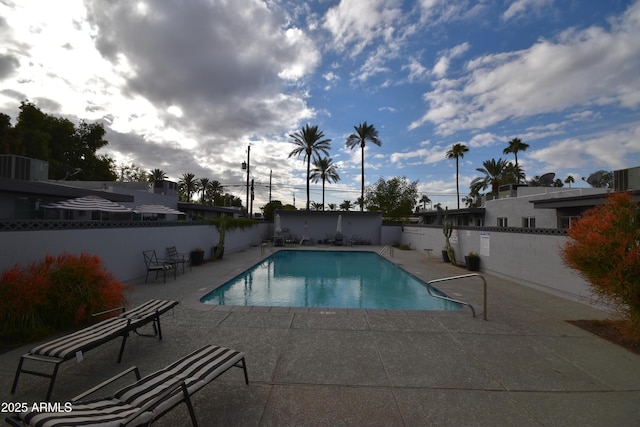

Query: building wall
left=0, top=222, right=269, bottom=283
left=274, top=211, right=382, bottom=244
left=400, top=225, right=595, bottom=306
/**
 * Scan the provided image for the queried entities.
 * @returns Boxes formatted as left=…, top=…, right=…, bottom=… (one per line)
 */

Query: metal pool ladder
left=427, top=273, right=488, bottom=320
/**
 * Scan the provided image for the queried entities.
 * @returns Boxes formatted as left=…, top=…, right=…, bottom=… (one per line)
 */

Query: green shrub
left=0, top=253, right=128, bottom=344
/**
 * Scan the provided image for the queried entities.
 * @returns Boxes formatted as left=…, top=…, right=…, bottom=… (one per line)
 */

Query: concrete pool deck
left=2, top=246, right=639, bottom=425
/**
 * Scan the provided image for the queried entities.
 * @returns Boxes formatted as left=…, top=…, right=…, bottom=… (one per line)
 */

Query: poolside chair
left=6, top=344, right=249, bottom=427
left=10, top=299, right=179, bottom=401
left=143, top=250, right=175, bottom=283
left=167, top=245, right=191, bottom=274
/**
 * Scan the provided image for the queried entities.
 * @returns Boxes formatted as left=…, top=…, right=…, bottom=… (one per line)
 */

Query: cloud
left=410, top=1, right=640, bottom=135
left=528, top=125, right=640, bottom=172
left=322, top=0, right=403, bottom=56
left=432, top=42, right=470, bottom=78
left=502, top=0, right=553, bottom=22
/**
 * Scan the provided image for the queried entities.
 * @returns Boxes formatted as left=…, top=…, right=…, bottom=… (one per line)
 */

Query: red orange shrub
left=561, top=193, right=640, bottom=338
left=0, top=253, right=128, bottom=343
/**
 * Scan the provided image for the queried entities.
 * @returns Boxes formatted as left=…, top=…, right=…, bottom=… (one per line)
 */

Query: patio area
left=2, top=246, right=639, bottom=425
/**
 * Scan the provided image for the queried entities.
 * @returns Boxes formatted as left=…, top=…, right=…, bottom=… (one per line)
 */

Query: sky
left=1, top=0, right=639, bottom=211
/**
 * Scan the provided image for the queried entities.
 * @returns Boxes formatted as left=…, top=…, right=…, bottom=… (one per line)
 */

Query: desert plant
left=561, top=193, right=640, bottom=339
left=209, top=216, right=256, bottom=259
left=0, top=253, right=128, bottom=343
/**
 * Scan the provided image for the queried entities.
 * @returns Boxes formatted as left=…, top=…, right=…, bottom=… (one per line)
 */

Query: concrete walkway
left=2, top=246, right=639, bottom=426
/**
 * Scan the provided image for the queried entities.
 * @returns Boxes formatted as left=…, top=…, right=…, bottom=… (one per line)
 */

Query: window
left=560, top=216, right=579, bottom=229
left=497, top=217, right=508, bottom=227
left=522, top=217, right=536, bottom=228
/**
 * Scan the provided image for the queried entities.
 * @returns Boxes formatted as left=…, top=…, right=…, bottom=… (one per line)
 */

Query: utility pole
left=269, top=169, right=272, bottom=203
left=250, top=179, right=254, bottom=219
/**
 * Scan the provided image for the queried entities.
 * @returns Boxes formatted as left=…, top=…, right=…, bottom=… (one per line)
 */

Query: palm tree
left=148, top=168, right=167, bottom=183
left=179, top=172, right=198, bottom=202
left=470, top=158, right=510, bottom=197
left=346, top=122, right=382, bottom=211
left=310, top=201, right=324, bottom=211
left=208, top=180, right=224, bottom=205
left=288, top=124, right=331, bottom=210
left=310, top=157, right=340, bottom=211
left=340, top=200, right=354, bottom=211
left=503, top=137, right=529, bottom=183
left=564, top=175, right=575, bottom=188
left=198, top=177, right=210, bottom=204
left=445, top=143, right=469, bottom=209
left=419, top=195, right=431, bottom=210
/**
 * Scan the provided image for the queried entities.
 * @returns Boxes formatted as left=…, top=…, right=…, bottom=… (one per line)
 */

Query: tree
left=198, top=177, right=210, bottom=204
left=445, top=143, right=469, bottom=209
left=117, top=163, right=147, bottom=182
left=340, top=200, right=354, bottom=211
left=365, top=176, right=418, bottom=217
left=179, top=173, right=198, bottom=202
left=208, top=180, right=225, bottom=205
left=310, top=201, right=324, bottom=211
left=327, top=203, right=337, bottom=211
left=565, top=175, right=575, bottom=187
left=6, top=102, right=116, bottom=180
left=503, top=137, right=529, bottom=183
left=346, top=122, right=382, bottom=211
left=261, top=200, right=284, bottom=221
left=470, top=158, right=511, bottom=197
left=461, top=195, right=474, bottom=207
left=561, top=193, right=640, bottom=339
left=310, top=157, right=340, bottom=211
left=419, top=195, right=431, bottom=210
left=288, top=124, right=331, bottom=210
left=148, top=169, right=167, bottom=182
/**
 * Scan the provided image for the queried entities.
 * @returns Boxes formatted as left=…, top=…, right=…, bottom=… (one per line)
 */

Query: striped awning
left=43, top=195, right=132, bottom=213
left=134, top=204, right=185, bottom=215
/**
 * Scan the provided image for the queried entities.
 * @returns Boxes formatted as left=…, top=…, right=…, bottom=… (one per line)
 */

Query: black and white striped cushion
left=114, top=345, right=245, bottom=410
left=119, top=299, right=177, bottom=321
left=29, top=317, right=130, bottom=359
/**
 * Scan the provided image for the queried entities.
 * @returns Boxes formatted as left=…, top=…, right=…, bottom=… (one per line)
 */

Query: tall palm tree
left=564, top=175, right=575, bottom=188
left=209, top=180, right=224, bottom=205
left=198, top=177, right=210, bottom=204
left=445, top=143, right=469, bottom=209
left=346, top=122, right=382, bottom=211
left=419, top=195, right=431, bottom=210
left=310, top=157, right=340, bottom=211
left=148, top=168, right=167, bottom=183
left=470, top=158, right=510, bottom=197
left=288, top=124, right=332, bottom=210
left=503, top=137, right=529, bottom=183
left=179, top=172, right=198, bottom=202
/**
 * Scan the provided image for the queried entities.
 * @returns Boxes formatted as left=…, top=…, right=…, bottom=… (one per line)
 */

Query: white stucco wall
left=400, top=225, right=595, bottom=305
left=0, top=222, right=268, bottom=283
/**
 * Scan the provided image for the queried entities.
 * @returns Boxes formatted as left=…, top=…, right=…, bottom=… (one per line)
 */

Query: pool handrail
left=426, top=273, right=487, bottom=320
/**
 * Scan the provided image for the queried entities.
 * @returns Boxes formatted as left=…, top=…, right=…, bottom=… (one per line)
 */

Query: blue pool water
left=200, top=250, right=461, bottom=310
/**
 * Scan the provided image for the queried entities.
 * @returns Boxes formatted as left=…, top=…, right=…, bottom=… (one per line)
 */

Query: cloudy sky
left=1, top=0, right=639, bottom=210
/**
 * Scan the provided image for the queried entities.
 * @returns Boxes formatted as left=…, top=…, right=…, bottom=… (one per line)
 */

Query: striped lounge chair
left=6, top=345, right=249, bottom=427
left=10, top=299, right=179, bottom=401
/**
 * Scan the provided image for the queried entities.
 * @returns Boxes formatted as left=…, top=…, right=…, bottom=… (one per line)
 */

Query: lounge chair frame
left=166, top=245, right=191, bottom=274
left=6, top=344, right=249, bottom=427
left=143, top=250, right=175, bottom=283
left=10, top=299, right=178, bottom=401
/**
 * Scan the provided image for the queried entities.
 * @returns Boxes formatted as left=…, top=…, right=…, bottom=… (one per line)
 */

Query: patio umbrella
left=43, top=195, right=132, bottom=213
left=275, top=214, right=281, bottom=234
left=43, top=195, right=132, bottom=220
left=336, top=214, right=342, bottom=234
left=133, top=204, right=185, bottom=215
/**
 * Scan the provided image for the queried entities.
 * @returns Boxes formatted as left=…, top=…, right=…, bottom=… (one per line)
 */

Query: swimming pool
left=200, top=250, right=461, bottom=310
